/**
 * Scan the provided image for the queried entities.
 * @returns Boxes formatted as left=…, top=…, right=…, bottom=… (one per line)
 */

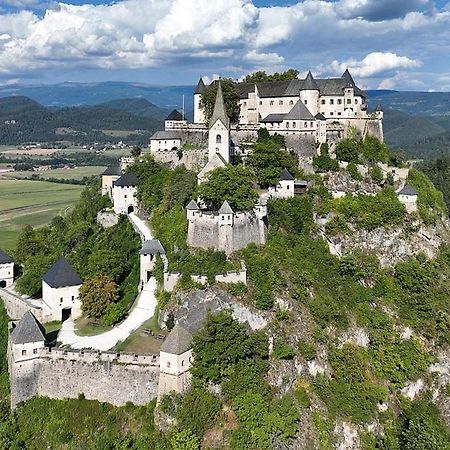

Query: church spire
left=303, top=71, right=318, bottom=90
left=195, top=77, right=206, bottom=94
left=209, top=81, right=229, bottom=130
left=342, top=68, right=355, bottom=86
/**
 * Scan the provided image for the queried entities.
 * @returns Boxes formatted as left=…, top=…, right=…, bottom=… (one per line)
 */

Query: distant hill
left=0, top=96, right=166, bottom=145
left=100, top=98, right=171, bottom=121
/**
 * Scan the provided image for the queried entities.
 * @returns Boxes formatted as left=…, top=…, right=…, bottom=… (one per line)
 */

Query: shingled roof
left=160, top=324, right=193, bottom=355
left=113, top=172, right=138, bottom=187
left=140, top=239, right=166, bottom=255
left=284, top=100, right=314, bottom=120
left=280, top=168, right=294, bottom=181
left=398, top=185, right=418, bottom=196
left=219, top=200, right=234, bottom=214
left=150, top=130, right=182, bottom=140
left=209, top=81, right=229, bottom=129
left=166, top=109, right=184, bottom=121
left=102, top=166, right=122, bottom=176
left=194, top=78, right=206, bottom=95
left=43, top=256, right=82, bottom=288
left=10, top=311, right=46, bottom=344
left=233, top=70, right=365, bottom=99
left=186, top=199, right=199, bottom=210
left=0, top=249, right=13, bottom=264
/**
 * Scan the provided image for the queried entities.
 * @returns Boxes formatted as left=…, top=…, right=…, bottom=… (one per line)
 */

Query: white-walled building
left=164, top=109, right=187, bottom=130
left=193, top=70, right=383, bottom=143
left=140, top=239, right=166, bottom=286
left=0, top=250, right=14, bottom=288
left=9, top=311, right=46, bottom=363
left=397, top=185, right=418, bottom=214
left=42, top=256, right=83, bottom=322
left=268, top=168, right=295, bottom=199
left=158, top=324, right=193, bottom=398
left=150, top=131, right=182, bottom=154
left=101, top=166, right=122, bottom=197
left=112, top=172, right=139, bottom=215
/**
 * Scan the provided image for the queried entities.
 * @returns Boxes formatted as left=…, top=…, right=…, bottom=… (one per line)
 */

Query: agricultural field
left=0, top=179, right=84, bottom=252
left=0, top=166, right=106, bottom=181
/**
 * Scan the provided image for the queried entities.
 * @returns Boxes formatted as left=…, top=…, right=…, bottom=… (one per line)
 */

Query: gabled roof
left=166, top=109, right=184, bottom=121
left=43, top=256, right=82, bottom=288
left=113, top=172, right=138, bottom=187
left=280, top=168, right=294, bottom=181
left=198, top=152, right=228, bottom=181
left=140, top=239, right=166, bottom=255
left=260, top=113, right=286, bottom=123
left=398, top=185, right=418, bottom=196
left=303, top=71, right=319, bottom=90
left=186, top=199, right=199, bottom=210
left=194, top=78, right=206, bottom=95
left=102, top=166, right=122, bottom=176
left=284, top=100, right=314, bottom=120
left=160, top=324, right=193, bottom=355
left=10, top=311, right=46, bottom=344
left=0, top=249, right=13, bottom=264
left=150, top=130, right=182, bottom=140
left=219, top=200, right=234, bottom=214
left=209, top=81, right=229, bottom=130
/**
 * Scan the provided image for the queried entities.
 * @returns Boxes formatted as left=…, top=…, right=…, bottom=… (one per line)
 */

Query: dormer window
left=304, top=100, right=307, bottom=105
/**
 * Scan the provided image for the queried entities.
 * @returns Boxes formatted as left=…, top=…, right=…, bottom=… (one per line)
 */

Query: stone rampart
left=153, top=148, right=208, bottom=172
left=9, top=346, right=160, bottom=408
left=1, top=289, right=42, bottom=321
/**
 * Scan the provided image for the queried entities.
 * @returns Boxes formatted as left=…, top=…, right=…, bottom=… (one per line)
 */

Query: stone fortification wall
left=153, top=148, right=208, bottom=172
left=9, top=347, right=160, bottom=408
left=187, top=212, right=267, bottom=255
left=1, top=290, right=42, bottom=321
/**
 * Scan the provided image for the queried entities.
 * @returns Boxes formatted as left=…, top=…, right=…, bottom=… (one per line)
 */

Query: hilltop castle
left=192, top=69, right=383, bottom=143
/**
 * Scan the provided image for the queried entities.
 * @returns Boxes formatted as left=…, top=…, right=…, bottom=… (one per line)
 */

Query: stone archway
left=0, top=280, right=6, bottom=288
left=127, top=205, right=134, bottom=214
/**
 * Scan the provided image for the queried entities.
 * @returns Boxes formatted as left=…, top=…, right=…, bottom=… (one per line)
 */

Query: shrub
left=335, top=138, right=360, bottom=163
left=273, top=341, right=295, bottom=360
left=347, top=162, right=363, bottom=181
left=227, top=282, right=247, bottom=296
left=297, top=340, right=317, bottom=361
left=370, top=165, right=384, bottom=185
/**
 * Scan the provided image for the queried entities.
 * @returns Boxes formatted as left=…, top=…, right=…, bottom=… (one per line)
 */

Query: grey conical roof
left=43, top=256, right=82, bottom=288
left=398, top=185, right=418, bottom=196
left=284, top=100, right=314, bottom=120
left=280, top=168, right=294, bottom=181
left=11, top=311, right=46, bottom=344
left=166, top=109, right=183, bottom=121
left=160, top=324, right=193, bottom=355
left=195, top=78, right=206, bottom=94
left=209, top=81, right=229, bottom=129
left=219, top=200, right=234, bottom=214
left=303, top=71, right=318, bottom=90
left=186, top=199, right=199, bottom=210
left=0, top=249, right=13, bottom=264
left=342, top=68, right=355, bottom=86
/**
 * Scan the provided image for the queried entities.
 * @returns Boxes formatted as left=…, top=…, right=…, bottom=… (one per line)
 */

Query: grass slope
left=0, top=179, right=83, bottom=251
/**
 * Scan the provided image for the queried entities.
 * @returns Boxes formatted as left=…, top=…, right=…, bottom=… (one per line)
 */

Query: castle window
left=72, top=296, right=74, bottom=301
left=33, top=348, right=38, bottom=354
left=216, top=134, right=222, bottom=144
left=310, top=122, right=314, bottom=127
left=304, top=100, right=307, bottom=105
left=243, top=101, right=246, bottom=106
left=290, top=100, right=294, bottom=105
left=270, top=101, right=274, bottom=106
left=330, top=99, right=334, bottom=105
left=338, top=112, right=341, bottom=116
left=330, top=112, right=334, bottom=116
left=347, top=99, right=351, bottom=104
left=355, top=99, right=358, bottom=104
left=304, top=122, right=307, bottom=128
left=181, top=360, right=185, bottom=366
left=321, top=99, right=326, bottom=105
left=22, top=350, right=26, bottom=356
left=228, top=215, right=231, bottom=220
left=286, top=122, right=289, bottom=129
left=279, top=100, right=283, bottom=105
left=292, top=122, right=296, bottom=128
left=60, top=297, right=63, bottom=304
left=259, top=101, right=262, bottom=105
left=167, top=361, right=171, bottom=368
left=338, top=99, right=342, bottom=105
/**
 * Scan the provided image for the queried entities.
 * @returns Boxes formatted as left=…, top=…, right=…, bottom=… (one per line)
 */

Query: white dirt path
left=58, top=212, right=157, bottom=351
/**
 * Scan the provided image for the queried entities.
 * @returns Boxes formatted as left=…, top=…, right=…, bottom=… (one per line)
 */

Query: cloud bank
left=0, top=0, right=449, bottom=89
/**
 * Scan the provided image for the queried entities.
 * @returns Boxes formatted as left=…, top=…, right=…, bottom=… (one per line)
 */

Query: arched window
left=216, top=134, right=222, bottom=144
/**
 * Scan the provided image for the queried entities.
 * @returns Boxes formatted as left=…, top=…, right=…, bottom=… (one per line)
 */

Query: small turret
left=303, top=71, right=319, bottom=90
left=300, top=71, right=319, bottom=116
left=219, top=200, right=234, bottom=226
left=194, top=78, right=206, bottom=124
left=186, top=199, right=199, bottom=221
left=10, top=311, right=46, bottom=362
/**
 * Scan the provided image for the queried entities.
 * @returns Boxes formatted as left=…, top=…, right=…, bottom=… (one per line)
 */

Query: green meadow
left=0, top=166, right=106, bottom=181
left=0, top=179, right=84, bottom=252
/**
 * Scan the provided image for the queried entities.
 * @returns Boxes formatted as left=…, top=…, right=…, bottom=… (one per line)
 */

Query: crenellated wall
left=1, top=290, right=42, bottom=321
left=8, top=346, right=160, bottom=408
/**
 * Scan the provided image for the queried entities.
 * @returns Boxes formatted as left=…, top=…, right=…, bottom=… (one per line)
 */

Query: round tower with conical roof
left=193, top=78, right=206, bottom=124
left=300, top=71, right=320, bottom=116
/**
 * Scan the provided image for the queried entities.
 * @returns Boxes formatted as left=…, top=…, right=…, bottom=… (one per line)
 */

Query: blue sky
left=1, top=0, right=450, bottom=90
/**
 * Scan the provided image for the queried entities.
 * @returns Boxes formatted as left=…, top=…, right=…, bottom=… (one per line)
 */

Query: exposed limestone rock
left=401, top=379, right=425, bottom=400
left=429, top=349, right=450, bottom=426
left=326, top=223, right=446, bottom=267
left=334, top=421, right=359, bottom=450
left=337, top=327, right=370, bottom=348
